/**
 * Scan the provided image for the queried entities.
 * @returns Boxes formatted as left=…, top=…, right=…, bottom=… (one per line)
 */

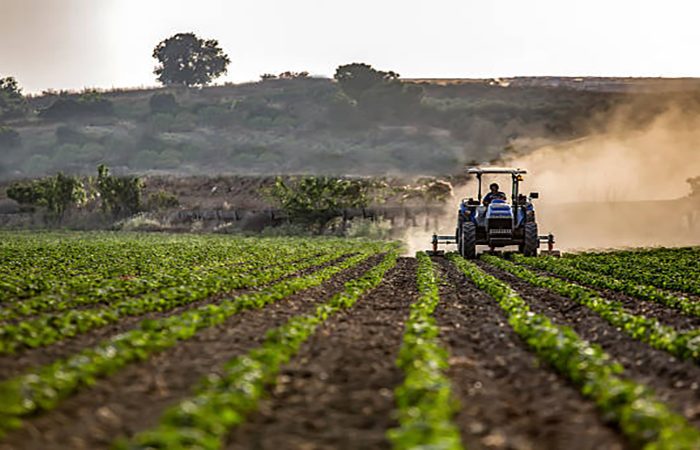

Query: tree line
left=1, top=31, right=419, bottom=121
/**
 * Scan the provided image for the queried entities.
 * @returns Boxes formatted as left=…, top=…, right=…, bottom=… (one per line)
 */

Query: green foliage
left=333, top=63, right=423, bottom=119
left=6, top=173, right=85, bottom=223
left=149, top=92, right=179, bottom=114
left=0, top=76, right=28, bottom=119
left=515, top=254, right=700, bottom=318
left=388, top=252, right=463, bottom=450
left=39, top=93, right=114, bottom=120
left=267, top=176, right=382, bottom=231
left=483, top=255, right=700, bottom=363
left=345, top=217, right=392, bottom=240
left=118, top=251, right=398, bottom=449
left=146, top=190, right=180, bottom=210
left=0, top=234, right=393, bottom=436
left=334, top=63, right=400, bottom=101
left=96, top=164, right=143, bottom=218
left=449, top=253, right=700, bottom=450
left=152, top=32, right=230, bottom=87
left=0, top=248, right=346, bottom=354
left=563, top=248, right=700, bottom=296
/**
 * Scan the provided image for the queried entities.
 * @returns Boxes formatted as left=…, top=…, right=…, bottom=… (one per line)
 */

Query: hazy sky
left=1, top=0, right=698, bottom=93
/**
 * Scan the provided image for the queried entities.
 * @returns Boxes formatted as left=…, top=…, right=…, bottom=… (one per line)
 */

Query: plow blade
left=427, top=234, right=457, bottom=256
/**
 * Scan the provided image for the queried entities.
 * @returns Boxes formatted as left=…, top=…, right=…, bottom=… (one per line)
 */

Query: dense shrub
left=146, top=190, right=180, bottom=210
left=0, top=76, right=28, bottom=119
left=96, top=164, right=143, bottom=218
left=149, top=93, right=179, bottom=114
left=267, top=176, right=382, bottom=231
left=39, top=92, right=114, bottom=120
left=6, top=172, right=86, bottom=222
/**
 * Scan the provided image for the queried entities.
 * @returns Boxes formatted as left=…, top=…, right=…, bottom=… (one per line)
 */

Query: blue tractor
left=430, top=167, right=558, bottom=258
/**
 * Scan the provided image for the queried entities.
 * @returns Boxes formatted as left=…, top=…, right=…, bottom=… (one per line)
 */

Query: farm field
left=0, top=232, right=699, bottom=449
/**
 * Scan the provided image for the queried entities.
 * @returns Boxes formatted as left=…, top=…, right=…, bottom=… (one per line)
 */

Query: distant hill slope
left=2, top=77, right=700, bottom=180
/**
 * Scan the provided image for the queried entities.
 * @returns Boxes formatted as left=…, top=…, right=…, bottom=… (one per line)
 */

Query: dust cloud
left=505, top=104, right=700, bottom=251
left=403, top=101, right=700, bottom=254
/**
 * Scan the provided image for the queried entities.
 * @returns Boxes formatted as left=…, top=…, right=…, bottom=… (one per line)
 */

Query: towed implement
left=429, top=167, right=560, bottom=258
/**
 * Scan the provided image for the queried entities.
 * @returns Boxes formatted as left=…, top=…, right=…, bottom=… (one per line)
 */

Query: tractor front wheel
left=520, top=222, right=538, bottom=257
left=460, top=222, right=477, bottom=259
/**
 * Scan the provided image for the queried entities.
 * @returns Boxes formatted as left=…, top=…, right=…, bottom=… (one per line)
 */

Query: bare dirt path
left=434, top=259, right=627, bottom=450
left=0, top=255, right=382, bottom=450
left=0, top=254, right=352, bottom=380
left=226, top=257, right=417, bottom=450
left=479, top=261, right=700, bottom=429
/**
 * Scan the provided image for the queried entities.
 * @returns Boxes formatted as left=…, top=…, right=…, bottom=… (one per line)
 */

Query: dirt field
left=1, top=233, right=699, bottom=449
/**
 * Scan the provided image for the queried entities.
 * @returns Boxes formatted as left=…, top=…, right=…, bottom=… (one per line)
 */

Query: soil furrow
left=0, top=254, right=383, bottom=450
left=0, top=254, right=353, bottom=380
left=528, top=266, right=700, bottom=331
left=434, top=258, right=626, bottom=450
left=478, top=261, right=700, bottom=429
left=225, top=257, right=416, bottom=450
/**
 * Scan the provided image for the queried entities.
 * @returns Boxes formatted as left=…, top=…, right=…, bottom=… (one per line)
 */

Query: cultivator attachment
left=427, top=233, right=561, bottom=257
left=538, top=233, right=561, bottom=257
left=426, top=234, right=457, bottom=256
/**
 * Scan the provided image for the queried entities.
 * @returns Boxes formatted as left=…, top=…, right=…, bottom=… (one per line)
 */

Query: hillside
left=2, top=76, right=671, bottom=180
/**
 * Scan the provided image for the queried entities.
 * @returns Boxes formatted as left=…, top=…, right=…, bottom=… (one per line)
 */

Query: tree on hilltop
left=333, top=63, right=399, bottom=102
left=0, top=76, right=29, bottom=119
left=152, top=33, right=230, bottom=87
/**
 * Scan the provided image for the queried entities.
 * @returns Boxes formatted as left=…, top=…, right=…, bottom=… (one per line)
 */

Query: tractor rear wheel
left=460, top=222, right=477, bottom=259
left=521, top=222, right=538, bottom=257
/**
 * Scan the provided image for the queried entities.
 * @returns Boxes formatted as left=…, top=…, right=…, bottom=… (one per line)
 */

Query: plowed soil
left=0, top=255, right=383, bottom=450
left=434, top=259, right=626, bottom=450
left=0, top=254, right=352, bottom=380
left=528, top=266, right=700, bottom=331
left=226, top=257, right=417, bottom=450
left=3, top=254, right=699, bottom=450
left=479, top=261, right=700, bottom=428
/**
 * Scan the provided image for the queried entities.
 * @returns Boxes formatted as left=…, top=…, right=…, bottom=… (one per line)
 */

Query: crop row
left=0, top=234, right=358, bottom=311
left=482, top=255, right=700, bottom=363
left=0, top=246, right=395, bottom=437
left=562, top=248, right=700, bottom=296
left=0, top=233, right=261, bottom=302
left=513, top=254, right=700, bottom=318
left=0, top=246, right=325, bottom=321
left=117, top=252, right=399, bottom=449
left=449, top=254, right=700, bottom=449
left=0, top=249, right=352, bottom=354
left=387, top=252, right=462, bottom=450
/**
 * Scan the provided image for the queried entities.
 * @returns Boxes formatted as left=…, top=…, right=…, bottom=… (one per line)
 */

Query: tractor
left=429, top=167, right=559, bottom=258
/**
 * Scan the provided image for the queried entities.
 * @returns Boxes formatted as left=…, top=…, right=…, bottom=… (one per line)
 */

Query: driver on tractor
left=483, top=183, right=506, bottom=206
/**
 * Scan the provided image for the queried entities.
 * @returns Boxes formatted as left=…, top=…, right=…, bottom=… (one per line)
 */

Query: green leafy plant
left=387, top=252, right=463, bottom=450
left=0, top=236, right=395, bottom=436
left=482, top=255, right=700, bottom=363
left=449, top=253, right=700, bottom=450
left=514, top=254, right=700, bottom=318
left=96, top=164, right=143, bottom=218
left=6, top=173, right=85, bottom=223
left=116, top=252, right=398, bottom=449
left=266, top=176, right=384, bottom=232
